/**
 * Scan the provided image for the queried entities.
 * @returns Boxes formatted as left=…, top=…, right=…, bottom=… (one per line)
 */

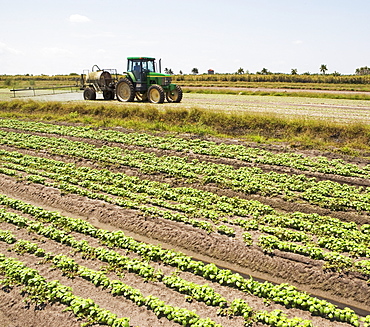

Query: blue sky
left=0, top=0, right=369, bottom=75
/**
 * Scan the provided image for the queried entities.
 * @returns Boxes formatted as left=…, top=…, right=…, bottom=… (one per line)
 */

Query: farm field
left=0, top=111, right=370, bottom=327
left=182, top=92, right=370, bottom=123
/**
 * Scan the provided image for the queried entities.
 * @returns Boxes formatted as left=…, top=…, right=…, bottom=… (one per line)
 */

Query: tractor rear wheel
left=166, top=85, right=183, bottom=103
left=83, top=87, right=96, bottom=100
left=116, top=78, right=135, bottom=102
left=148, top=85, right=165, bottom=104
left=103, top=90, right=115, bottom=100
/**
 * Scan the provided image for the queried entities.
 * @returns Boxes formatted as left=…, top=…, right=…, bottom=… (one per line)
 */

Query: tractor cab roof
left=127, top=57, right=155, bottom=61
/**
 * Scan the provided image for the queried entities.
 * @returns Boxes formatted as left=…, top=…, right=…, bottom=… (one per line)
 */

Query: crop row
left=0, top=152, right=227, bottom=234
left=0, top=219, right=312, bottom=327
left=0, top=253, right=131, bottom=327
left=2, top=232, right=327, bottom=327
left=0, top=194, right=366, bottom=326
left=0, top=118, right=369, bottom=178
left=0, top=129, right=369, bottom=215
left=1, top=151, right=369, bottom=276
left=1, top=235, right=227, bottom=327
left=246, top=214, right=370, bottom=262
left=0, top=148, right=273, bottom=219
left=0, top=208, right=230, bottom=312
left=0, top=148, right=369, bottom=273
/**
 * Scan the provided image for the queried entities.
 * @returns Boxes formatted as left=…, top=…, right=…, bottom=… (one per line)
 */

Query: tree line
left=167, top=65, right=370, bottom=77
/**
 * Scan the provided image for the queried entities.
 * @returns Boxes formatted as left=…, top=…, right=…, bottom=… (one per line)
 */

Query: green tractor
left=116, top=57, right=183, bottom=103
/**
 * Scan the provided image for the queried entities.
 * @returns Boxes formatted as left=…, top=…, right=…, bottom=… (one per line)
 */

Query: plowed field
left=0, top=118, right=369, bottom=327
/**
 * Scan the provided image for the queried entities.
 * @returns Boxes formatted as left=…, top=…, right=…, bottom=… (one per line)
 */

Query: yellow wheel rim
left=117, top=83, right=131, bottom=100
left=150, top=88, right=160, bottom=103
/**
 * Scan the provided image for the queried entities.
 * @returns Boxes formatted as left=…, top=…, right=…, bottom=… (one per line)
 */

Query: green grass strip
left=1, top=101, right=370, bottom=154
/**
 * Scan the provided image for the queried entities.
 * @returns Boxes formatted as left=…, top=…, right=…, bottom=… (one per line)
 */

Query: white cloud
left=293, top=40, right=303, bottom=45
left=69, top=14, right=91, bottom=23
left=0, top=42, right=21, bottom=55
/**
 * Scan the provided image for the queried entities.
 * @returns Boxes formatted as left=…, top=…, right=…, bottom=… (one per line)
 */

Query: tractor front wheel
left=148, top=85, right=165, bottom=104
left=83, top=87, right=96, bottom=100
left=166, top=85, right=183, bottom=103
left=116, top=78, right=135, bottom=102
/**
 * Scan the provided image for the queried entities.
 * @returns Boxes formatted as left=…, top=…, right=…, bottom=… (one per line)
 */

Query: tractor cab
left=127, top=57, right=155, bottom=79
left=126, top=57, right=158, bottom=91
left=127, top=57, right=156, bottom=82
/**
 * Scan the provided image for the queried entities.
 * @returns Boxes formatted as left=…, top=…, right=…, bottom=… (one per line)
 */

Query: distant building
left=208, top=69, right=214, bottom=74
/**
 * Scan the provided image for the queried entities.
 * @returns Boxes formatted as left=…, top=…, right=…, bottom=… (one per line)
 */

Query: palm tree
left=320, top=64, right=328, bottom=75
left=236, top=67, right=244, bottom=75
left=291, top=68, right=298, bottom=75
left=355, top=66, right=370, bottom=75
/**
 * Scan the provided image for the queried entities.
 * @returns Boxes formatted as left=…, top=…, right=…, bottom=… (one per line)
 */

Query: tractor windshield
left=142, top=60, right=155, bottom=73
left=128, top=59, right=155, bottom=73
